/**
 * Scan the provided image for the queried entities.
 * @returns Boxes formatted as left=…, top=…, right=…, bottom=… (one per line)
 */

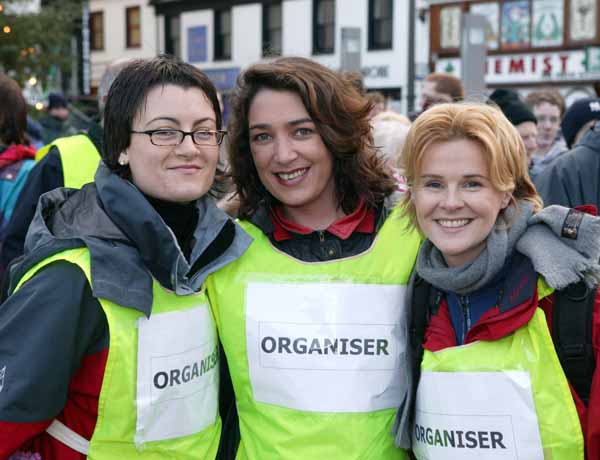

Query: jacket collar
left=17, top=163, right=252, bottom=316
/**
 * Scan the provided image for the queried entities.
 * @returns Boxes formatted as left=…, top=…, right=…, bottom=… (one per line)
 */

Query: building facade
left=88, top=0, right=159, bottom=91
left=88, top=0, right=428, bottom=113
left=426, top=0, right=600, bottom=103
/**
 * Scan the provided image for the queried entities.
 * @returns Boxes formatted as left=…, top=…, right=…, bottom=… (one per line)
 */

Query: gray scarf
left=415, top=200, right=600, bottom=294
left=394, top=201, right=600, bottom=449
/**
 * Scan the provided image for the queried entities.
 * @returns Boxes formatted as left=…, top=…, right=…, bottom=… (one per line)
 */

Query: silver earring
left=118, top=155, right=128, bottom=166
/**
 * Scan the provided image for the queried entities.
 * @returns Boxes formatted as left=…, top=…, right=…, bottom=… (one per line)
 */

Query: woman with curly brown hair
left=207, top=57, right=421, bottom=460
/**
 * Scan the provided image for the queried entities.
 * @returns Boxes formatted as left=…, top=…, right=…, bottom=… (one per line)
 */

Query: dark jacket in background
left=0, top=124, right=103, bottom=283
left=534, top=122, right=600, bottom=209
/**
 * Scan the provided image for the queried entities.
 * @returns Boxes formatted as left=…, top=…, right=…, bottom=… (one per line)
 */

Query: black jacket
left=534, top=122, right=600, bottom=209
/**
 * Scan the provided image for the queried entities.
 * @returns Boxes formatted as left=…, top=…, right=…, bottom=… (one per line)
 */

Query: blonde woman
left=396, top=103, right=600, bottom=459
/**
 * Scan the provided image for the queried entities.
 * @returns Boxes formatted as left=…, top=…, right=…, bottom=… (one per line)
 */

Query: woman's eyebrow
left=250, top=117, right=313, bottom=131
left=145, top=116, right=178, bottom=126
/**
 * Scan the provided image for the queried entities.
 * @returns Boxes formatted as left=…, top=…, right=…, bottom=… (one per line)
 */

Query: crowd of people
left=0, top=54, right=598, bottom=460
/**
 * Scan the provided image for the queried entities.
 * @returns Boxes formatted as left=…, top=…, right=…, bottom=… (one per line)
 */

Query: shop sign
left=435, top=50, right=600, bottom=83
left=361, top=65, right=389, bottom=78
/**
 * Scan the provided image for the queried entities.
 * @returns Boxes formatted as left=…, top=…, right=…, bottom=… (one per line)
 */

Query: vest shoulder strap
left=408, top=275, right=436, bottom=425
left=552, top=282, right=597, bottom=405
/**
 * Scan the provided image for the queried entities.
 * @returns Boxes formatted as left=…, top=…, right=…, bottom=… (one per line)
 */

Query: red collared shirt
left=270, top=199, right=375, bottom=242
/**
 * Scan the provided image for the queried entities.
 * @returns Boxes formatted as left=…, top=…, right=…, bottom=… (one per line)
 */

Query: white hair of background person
left=97, top=58, right=136, bottom=116
left=371, top=111, right=411, bottom=169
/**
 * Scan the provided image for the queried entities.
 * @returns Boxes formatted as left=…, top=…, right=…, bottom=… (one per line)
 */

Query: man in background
left=420, top=72, right=464, bottom=113
left=534, top=97, right=600, bottom=209
left=525, top=89, right=567, bottom=176
left=39, top=92, right=77, bottom=144
left=489, top=89, right=538, bottom=164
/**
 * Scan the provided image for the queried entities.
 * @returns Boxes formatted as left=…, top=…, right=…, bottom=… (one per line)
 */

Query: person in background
left=38, top=92, right=76, bottom=144
left=0, top=55, right=250, bottom=460
left=371, top=110, right=411, bottom=204
left=0, top=74, right=36, bottom=244
left=25, top=115, right=45, bottom=150
left=207, top=56, right=421, bottom=460
left=395, top=102, right=600, bottom=459
left=534, top=97, right=600, bottom=209
left=488, top=89, right=538, bottom=167
left=0, top=59, right=132, bottom=287
left=525, top=89, right=567, bottom=176
left=420, top=72, right=464, bottom=113
left=367, top=91, right=386, bottom=118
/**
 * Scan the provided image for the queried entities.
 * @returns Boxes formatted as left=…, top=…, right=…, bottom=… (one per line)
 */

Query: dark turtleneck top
left=142, top=193, right=199, bottom=261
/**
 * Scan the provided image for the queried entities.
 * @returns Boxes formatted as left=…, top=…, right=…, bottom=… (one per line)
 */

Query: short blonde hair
left=399, top=103, right=542, bottom=229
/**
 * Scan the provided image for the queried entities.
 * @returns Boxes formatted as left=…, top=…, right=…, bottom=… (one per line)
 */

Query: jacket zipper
left=318, top=230, right=325, bottom=243
left=459, top=295, right=471, bottom=344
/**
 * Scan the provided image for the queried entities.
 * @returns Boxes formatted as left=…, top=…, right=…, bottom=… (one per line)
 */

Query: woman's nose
left=440, top=188, right=464, bottom=210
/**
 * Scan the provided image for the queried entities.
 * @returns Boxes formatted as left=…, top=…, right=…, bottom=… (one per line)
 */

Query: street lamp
left=2, top=25, right=10, bottom=34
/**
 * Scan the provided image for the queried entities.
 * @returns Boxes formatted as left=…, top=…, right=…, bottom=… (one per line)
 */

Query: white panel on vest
left=413, top=371, right=543, bottom=460
left=246, top=282, right=407, bottom=412
left=135, top=305, right=218, bottom=447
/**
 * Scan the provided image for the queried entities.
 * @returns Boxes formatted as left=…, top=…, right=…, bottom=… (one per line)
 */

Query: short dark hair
left=227, top=56, right=396, bottom=219
left=0, top=74, right=27, bottom=145
left=425, top=73, right=464, bottom=101
left=103, top=55, right=222, bottom=178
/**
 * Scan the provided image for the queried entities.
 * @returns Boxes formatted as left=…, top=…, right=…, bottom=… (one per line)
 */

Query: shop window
left=532, top=0, right=564, bottom=47
left=90, top=11, right=104, bottom=51
left=263, top=2, right=282, bottom=56
left=500, top=1, right=531, bottom=50
left=569, top=0, right=597, bottom=42
left=368, top=0, right=393, bottom=50
left=214, top=8, right=231, bottom=60
left=126, top=6, right=141, bottom=48
left=440, top=5, right=462, bottom=49
left=470, top=2, right=500, bottom=50
left=313, top=0, right=335, bottom=54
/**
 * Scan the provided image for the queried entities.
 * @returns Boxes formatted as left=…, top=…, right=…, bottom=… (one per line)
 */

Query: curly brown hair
left=227, top=56, right=396, bottom=220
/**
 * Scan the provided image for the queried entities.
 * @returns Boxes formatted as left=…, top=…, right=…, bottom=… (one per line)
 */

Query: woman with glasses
left=0, top=55, right=251, bottom=460
left=206, top=57, right=421, bottom=459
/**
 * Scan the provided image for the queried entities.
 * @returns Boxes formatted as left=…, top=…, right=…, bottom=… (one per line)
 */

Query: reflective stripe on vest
left=35, top=135, right=100, bottom=188
left=15, top=248, right=221, bottom=460
left=413, top=282, right=584, bottom=460
left=46, top=420, right=90, bottom=455
left=207, top=209, right=421, bottom=460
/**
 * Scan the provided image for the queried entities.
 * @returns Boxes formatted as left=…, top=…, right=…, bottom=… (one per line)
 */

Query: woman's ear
left=501, top=192, right=512, bottom=209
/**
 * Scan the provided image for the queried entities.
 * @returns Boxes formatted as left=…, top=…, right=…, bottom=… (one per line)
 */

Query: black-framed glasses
left=131, top=129, right=227, bottom=146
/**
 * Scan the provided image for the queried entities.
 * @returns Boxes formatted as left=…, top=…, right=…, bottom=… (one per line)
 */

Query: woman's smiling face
left=412, top=138, right=511, bottom=267
left=248, top=89, right=338, bottom=223
left=124, top=84, right=220, bottom=203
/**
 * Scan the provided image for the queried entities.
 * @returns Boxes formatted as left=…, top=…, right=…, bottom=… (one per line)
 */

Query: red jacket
left=423, top=281, right=600, bottom=460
